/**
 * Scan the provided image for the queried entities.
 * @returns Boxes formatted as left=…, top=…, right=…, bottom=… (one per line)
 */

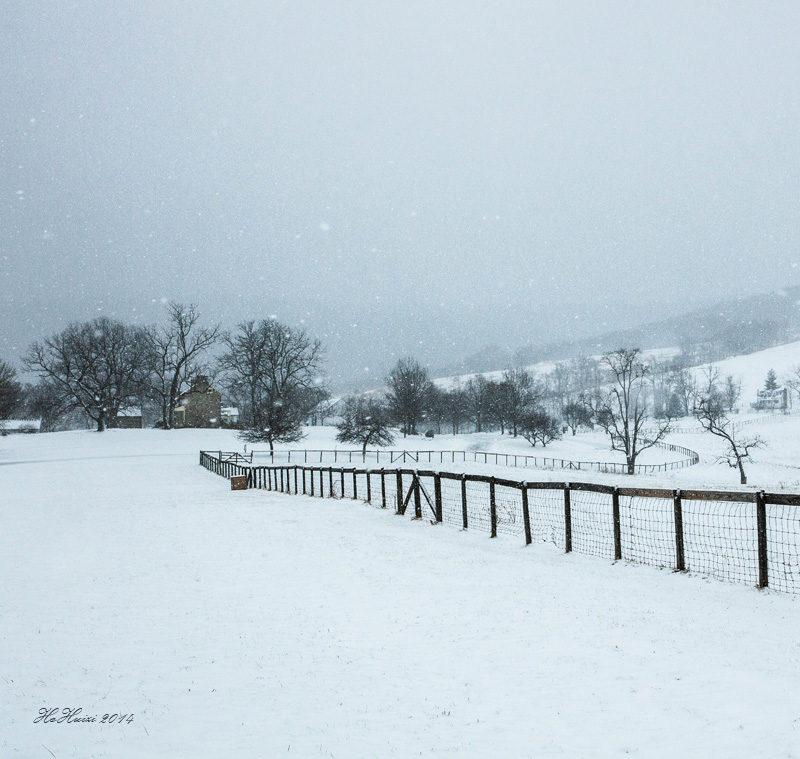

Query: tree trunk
left=167, top=370, right=182, bottom=429
left=738, top=460, right=747, bottom=485
left=97, top=414, right=106, bottom=432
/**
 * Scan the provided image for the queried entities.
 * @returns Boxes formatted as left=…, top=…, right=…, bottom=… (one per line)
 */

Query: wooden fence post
left=521, top=484, right=532, bottom=545
left=434, top=473, right=442, bottom=523
left=319, top=468, right=324, bottom=498
left=329, top=467, right=334, bottom=497
left=352, top=469, right=358, bottom=500
left=757, top=491, right=768, bottom=589
left=564, top=484, right=572, bottom=553
left=490, top=478, right=497, bottom=538
left=381, top=469, right=386, bottom=508
left=366, top=471, right=372, bottom=503
left=461, top=474, right=468, bottom=529
left=396, top=471, right=403, bottom=514
left=673, top=489, right=685, bottom=572
left=413, top=472, right=422, bottom=519
left=302, top=468, right=306, bottom=495
left=310, top=468, right=315, bottom=497
left=613, top=487, right=622, bottom=561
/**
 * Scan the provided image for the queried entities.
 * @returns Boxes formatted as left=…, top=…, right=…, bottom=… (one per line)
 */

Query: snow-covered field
left=3, top=428, right=800, bottom=757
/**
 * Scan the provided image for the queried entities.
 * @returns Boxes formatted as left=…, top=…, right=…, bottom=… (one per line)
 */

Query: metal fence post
left=434, top=473, right=442, bottom=523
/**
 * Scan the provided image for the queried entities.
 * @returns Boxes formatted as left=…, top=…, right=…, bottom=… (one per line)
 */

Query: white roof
left=117, top=407, right=142, bottom=417
left=221, top=407, right=239, bottom=415
left=2, top=419, right=42, bottom=430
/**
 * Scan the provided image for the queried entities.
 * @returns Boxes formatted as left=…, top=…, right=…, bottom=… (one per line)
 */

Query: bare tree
left=218, top=319, right=326, bottom=452
left=786, top=364, right=800, bottom=404
left=25, top=318, right=150, bottom=431
left=722, top=374, right=742, bottom=413
left=464, top=374, right=492, bottom=433
left=698, top=364, right=722, bottom=399
left=590, top=348, right=671, bottom=474
left=19, top=381, right=73, bottom=432
left=441, top=386, right=470, bottom=435
left=562, top=399, right=593, bottom=436
left=670, top=356, right=697, bottom=418
left=694, top=392, right=764, bottom=485
left=499, top=368, right=542, bottom=436
left=519, top=408, right=561, bottom=447
left=0, top=359, right=23, bottom=425
left=145, top=302, right=220, bottom=429
left=335, top=395, right=395, bottom=457
left=386, top=357, right=434, bottom=436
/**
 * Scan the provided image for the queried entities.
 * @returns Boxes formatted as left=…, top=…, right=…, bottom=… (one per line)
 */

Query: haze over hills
left=436, top=285, right=800, bottom=380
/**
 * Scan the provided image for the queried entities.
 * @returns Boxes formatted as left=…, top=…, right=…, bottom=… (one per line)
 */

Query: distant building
left=221, top=406, right=240, bottom=427
left=307, top=397, right=344, bottom=426
left=0, top=419, right=41, bottom=435
left=174, top=376, right=222, bottom=428
left=113, top=407, right=143, bottom=429
left=751, top=386, right=791, bottom=412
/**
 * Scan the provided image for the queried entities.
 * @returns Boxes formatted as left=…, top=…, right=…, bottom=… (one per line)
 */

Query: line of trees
left=2, top=305, right=329, bottom=448
left=0, top=312, right=778, bottom=482
left=337, top=358, right=568, bottom=453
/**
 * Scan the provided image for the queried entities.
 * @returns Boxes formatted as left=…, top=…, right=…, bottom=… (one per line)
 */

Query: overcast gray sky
left=2, top=1, right=799, bottom=388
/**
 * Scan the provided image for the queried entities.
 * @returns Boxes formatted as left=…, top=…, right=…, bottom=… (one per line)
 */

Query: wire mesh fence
left=199, top=451, right=800, bottom=595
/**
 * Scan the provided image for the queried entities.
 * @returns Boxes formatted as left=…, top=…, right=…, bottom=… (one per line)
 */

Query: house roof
left=117, top=407, right=142, bottom=417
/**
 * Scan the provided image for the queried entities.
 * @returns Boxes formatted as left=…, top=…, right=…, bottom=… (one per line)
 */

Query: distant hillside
left=438, top=286, right=800, bottom=377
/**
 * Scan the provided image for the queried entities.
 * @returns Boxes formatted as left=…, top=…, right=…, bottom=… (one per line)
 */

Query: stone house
left=174, top=376, right=222, bottom=428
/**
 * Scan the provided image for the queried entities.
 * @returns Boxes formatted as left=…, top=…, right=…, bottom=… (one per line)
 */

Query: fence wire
left=767, top=506, right=800, bottom=594
left=495, top=484, right=524, bottom=537
left=440, top=477, right=467, bottom=529
left=527, top=488, right=567, bottom=548
left=620, top=495, right=676, bottom=568
left=200, top=453, right=800, bottom=595
left=682, top=500, right=759, bottom=586
left=571, top=489, right=615, bottom=559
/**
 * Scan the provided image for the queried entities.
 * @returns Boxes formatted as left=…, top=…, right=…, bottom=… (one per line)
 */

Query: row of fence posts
left=200, top=452, right=773, bottom=590
left=248, top=445, right=699, bottom=474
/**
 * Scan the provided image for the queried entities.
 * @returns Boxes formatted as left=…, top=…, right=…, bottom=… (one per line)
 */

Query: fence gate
left=396, top=471, right=438, bottom=521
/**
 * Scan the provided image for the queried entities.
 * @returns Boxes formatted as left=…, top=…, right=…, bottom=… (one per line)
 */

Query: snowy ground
left=3, top=430, right=800, bottom=757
